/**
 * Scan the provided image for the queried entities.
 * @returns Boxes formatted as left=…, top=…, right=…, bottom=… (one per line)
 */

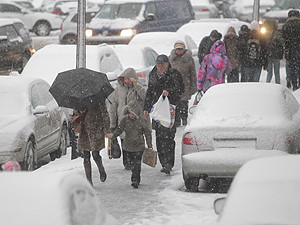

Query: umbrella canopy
left=49, top=68, right=114, bottom=111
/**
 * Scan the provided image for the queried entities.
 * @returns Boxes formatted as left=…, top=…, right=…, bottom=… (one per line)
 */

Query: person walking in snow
left=144, top=54, right=184, bottom=175
left=264, top=18, right=284, bottom=84
left=223, top=26, right=240, bottom=83
left=282, top=9, right=300, bottom=91
left=237, top=24, right=251, bottom=82
left=169, top=40, right=197, bottom=127
left=109, top=68, right=150, bottom=170
left=76, top=105, right=110, bottom=186
left=106, top=100, right=153, bottom=189
left=197, top=40, right=232, bottom=93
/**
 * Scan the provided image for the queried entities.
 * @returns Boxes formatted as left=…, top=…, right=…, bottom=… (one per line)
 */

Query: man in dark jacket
left=237, top=24, right=251, bottom=82
left=198, top=30, right=222, bottom=64
left=144, top=54, right=184, bottom=174
left=282, top=10, right=300, bottom=91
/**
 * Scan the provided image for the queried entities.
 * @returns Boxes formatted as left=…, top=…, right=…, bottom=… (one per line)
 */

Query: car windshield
left=0, top=91, right=26, bottom=115
left=95, top=3, right=143, bottom=19
left=272, top=0, right=300, bottom=10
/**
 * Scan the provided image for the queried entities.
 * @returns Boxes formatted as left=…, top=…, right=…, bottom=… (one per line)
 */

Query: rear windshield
left=272, top=0, right=300, bottom=10
left=95, top=3, right=143, bottom=19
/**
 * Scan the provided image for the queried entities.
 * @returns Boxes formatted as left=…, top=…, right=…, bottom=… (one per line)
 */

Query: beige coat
left=169, top=49, right=197, bottom=101
left=109, top=68, right=150, bottom=139
left=77, top=105, right=110, bottom=151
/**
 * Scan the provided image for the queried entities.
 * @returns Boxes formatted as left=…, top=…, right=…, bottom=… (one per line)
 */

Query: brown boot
left=84, top=162, right=93, bottom=186
left=95, top=159, right=107, bottom=182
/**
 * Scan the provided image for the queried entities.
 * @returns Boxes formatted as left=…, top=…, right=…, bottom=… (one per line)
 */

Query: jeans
left=244, top=67, right=262, bottom=82
left=266, top=58, right=280, bottom=84
left=287, top=57, right=300, bottom=90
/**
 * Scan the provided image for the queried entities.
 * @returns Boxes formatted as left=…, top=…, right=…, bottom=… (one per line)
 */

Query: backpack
left=247, top=38, right=261, bottom=60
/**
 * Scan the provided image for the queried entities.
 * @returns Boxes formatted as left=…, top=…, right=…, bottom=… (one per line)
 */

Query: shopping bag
left=151, top=95, right=175, bottom=128
left=142, top=148, right=157, bottom=168
left=107, top=137, right=121, bottom=159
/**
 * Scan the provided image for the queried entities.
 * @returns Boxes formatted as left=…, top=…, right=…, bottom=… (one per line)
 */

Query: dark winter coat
left=77, top=105, right=110, bottom=151
left=265, top=31, right=284, bottom=59
left=237, top=29, right=251, bottom=66
left=113, top=102, right=152, bottom=152
left=223, top=27, right=240, bottom=69
left=198, top=36, right=216, bottom=64
left=282, top=17, right=300, bottom=60
left=237, top=29, right=268, bottom=68
left=144, top=64, right=184, bottom=113
left=169, top=49, right=197, bottom=101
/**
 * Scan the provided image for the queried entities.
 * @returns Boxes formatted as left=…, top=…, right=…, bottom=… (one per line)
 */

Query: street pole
left=253, top=0, right=260, bottom=21
left=72, top=0, right=86, bottom=160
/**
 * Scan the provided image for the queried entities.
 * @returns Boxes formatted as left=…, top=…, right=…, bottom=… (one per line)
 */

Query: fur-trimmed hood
left=169, top=49, right=193, bottom=63
left=286, top=16, right=300, bottom=23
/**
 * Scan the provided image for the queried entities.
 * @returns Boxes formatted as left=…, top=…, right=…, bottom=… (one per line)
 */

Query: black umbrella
left=49, top=67, right=114, bottom=111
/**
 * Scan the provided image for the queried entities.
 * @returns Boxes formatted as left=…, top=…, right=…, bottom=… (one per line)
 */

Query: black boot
left=95, top=159, right=107, bottom=182
left=287, top=80, right=291, bottom=89
left=84, top=162, right=93, bottom=186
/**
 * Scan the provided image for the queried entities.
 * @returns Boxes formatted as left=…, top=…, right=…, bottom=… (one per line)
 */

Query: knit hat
left=123, top=100, right=141, bottom=118
left=288, top=9, right=300, bottom=18
left=250, top=21, right=260, bottom=31
left=240, top=24, right=249, bottom=32
left=156, top=54, right=169, bottom=64
left=174, top=40, right=185, bottom=49
left=210, top=30, right=221, bottom=39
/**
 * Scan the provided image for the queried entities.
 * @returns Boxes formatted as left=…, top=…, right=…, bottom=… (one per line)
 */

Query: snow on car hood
left=88, top=18, right=139, bottom=30
left=263, top=9, right=291, bottom=18
left=0, top=115, right=31, bottom=133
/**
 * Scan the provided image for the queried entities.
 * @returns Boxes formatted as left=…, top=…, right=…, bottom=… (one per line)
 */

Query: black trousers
left=125, top=151, right=143, bottom=184
left=154, top=122, right=176, bottom=169
left=288, top=58, right=300, bottom=90
left=227, top=68, right=239, bottom=83
left=175, top=100, right=188, bottom=123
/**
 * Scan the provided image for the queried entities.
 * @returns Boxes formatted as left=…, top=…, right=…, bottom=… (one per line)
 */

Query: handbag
left=107, top=137, right=121, bottom=159
left=142, top=148, right=157, bottom=168
left=150, top=95, right=176, bottom=128
left=70, top=111, right=86, bottom=133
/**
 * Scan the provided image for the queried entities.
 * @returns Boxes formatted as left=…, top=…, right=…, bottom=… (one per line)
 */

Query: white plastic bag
left=151, top=95, right=174, bottom=128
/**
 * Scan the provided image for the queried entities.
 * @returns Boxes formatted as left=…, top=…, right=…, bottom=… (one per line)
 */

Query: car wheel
left=23, top=140, right=36, bottom=171
left=50, top=125, right=67, bottom=160
left=64, top=34, right=77, bottom=45
left=183, top=170, right=199, bottom=192
left=34, top=21, right=51, bottom=36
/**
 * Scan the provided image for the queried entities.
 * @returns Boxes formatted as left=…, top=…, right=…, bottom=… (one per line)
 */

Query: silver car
left=182, top=83, right=300, bottom=192
left=59, top=10, right=97, bottom=44
left=0, top=76, right=69, bottom=170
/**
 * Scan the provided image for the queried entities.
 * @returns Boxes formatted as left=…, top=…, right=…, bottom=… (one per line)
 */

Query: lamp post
left=76, top=0, right=86, bottom=68
left=253, top=0, right=260, bottom=21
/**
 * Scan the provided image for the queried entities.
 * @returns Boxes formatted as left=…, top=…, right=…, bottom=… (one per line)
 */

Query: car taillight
left=183, top=132, right=197, bottom=145
left=138, top=72, right=146, bottom=79
left=286, top=137, right=291, bottom=143
left=201, top=8, right=210, bottom=12
left=53, top=10, right=62, bottom=14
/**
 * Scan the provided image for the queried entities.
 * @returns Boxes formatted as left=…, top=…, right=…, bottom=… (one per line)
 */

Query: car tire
left=64, top=34, right=77, bottom=45
left=183, top=170, right=199, bottom=192
left=34, top=21, right=51, bottom=36
left=23, top=140, right=36, bottom=171
left=50, top=125, right=67, bottom=160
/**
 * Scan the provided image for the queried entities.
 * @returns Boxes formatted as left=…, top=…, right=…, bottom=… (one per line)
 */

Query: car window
left=95, top=4, right=119, bottom=19
left=37, top=82, right=56, bottom=105
left=1, top=25, right=19, bottom=41
left=71, top=12, right=97, bottom=23
left=118, top=3, right=142, bottom=19
left=0, top=4, right=21, bottom=12
left=185, top=36, right=197, bottom=50
left=145, top=50, right=156, bottom=66
left=31, top=85, right=44, bottom=109
left=100, top=50, right=122, bottom=74
left=14, top=22, right=31, bottom=42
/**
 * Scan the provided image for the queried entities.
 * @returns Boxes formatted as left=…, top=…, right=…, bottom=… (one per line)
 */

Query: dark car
left=85, top=0, right=195, bottom=44
left=0, top=18, right=35, bottom=74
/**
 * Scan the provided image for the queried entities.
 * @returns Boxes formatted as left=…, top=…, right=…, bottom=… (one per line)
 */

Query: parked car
left=0, top=0, right=62, bottom=36
left=21, top=44, right=123, bottom=88
left=0, top=76, right=69, bottom=170
left=85, top=0, right=195, bottom=44
left=182, top=83, right=300, bottom=191
left=129, top=32, right=200, bottom=71
left=214, top=155, right=300, bottom=225
left=59, top=10, right=98, bottom=44
left=263, top=0, right=300, bottom=29
left=13, top=0, right=36, bottom=10
left=229, top=0, right=276, bottom=22
left=0, top=172, right=119, bottom=225
left=51, top=0, right=77, bottom=15
left=0, top=18, right=35, bottom=73
left=111, top=44, right=158, bottom=85
left=190, top=0, right=219, bottom=19
left=177, top=18, right=249, bottom=46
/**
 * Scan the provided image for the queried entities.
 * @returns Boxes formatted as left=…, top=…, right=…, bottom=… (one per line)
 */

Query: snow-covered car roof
left=216, top=155, right=300, bottom=225
left=190, top=83, right=299, bottom=128
left=0, top=172, right=118, bottom=225
left=129, top=32, right=197, bottom=55
left=0, top=18, right=24, bottom=27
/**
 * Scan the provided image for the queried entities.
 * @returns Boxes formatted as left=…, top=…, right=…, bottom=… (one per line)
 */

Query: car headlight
left=120, top=29, right=137, bottom=37
left=85, top=29, right=93, bottom=37
left=260, top=27, right=267, bottom=34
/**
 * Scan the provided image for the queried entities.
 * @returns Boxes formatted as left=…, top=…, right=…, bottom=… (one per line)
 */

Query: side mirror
left=0, top=35, right=8, bottom=43
left=145, top=13, right=156, bottom=21
left=266, top=7, right=271, bottom=12
left=9, top=71, right=20, bottom=76
left=33, top=105, right=49, bottom=115
left=214, top=197, right=226, bottom=215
